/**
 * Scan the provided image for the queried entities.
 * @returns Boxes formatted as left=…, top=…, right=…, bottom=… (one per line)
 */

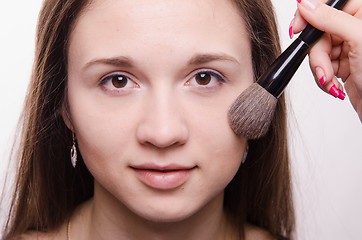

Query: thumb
left=297, top=0, right=362, bottom=43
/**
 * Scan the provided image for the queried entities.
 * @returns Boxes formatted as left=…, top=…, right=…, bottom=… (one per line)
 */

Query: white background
left=0, top=0, right=361, bottom=239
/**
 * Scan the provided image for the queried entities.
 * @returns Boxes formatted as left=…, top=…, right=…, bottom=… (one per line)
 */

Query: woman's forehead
left=68, top=0, right=251, bottom=69
left=75, top=0, right=247, bottom=39
left=84, top=0, right=240, bottom=18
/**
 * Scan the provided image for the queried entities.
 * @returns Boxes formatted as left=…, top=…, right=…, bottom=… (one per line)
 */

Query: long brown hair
left=224, top=1, right=295, bottom=239
left=2, top=0, right=294, bottom=239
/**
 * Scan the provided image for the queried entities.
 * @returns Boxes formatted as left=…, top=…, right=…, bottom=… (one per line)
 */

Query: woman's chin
left=130, top=203, right=198, bottom=224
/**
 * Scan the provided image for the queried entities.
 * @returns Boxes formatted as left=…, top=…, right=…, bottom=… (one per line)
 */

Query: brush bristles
left=228, top=83, right=277, bottom=139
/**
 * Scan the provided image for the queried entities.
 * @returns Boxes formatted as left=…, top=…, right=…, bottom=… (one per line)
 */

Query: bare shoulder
left=13, top=232, right=61, bottom=240
left=11, top=231, right=50, bottom=240
left=245, top=223, right=277, bottom=240
left=12, top=223, right=67, bottom=240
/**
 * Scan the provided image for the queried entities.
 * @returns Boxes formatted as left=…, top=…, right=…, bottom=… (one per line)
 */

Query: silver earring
left=70, top=132, right=77, bottom=168
left=242, top=143, right=249, bottom=164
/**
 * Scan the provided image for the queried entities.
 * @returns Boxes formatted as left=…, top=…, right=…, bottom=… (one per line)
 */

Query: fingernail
left=300, top=0, right=320, bottom=10
left=338, top=90, right=346, bottom=100
left=289, top=16, right=296, bottom=39
left=329, top=85, right=339, bottom=98
left=319, top=76, right=326, bottom=85
left=289, top=26, right=294, bottom=39
left=315, top=67, right=325, bottom=85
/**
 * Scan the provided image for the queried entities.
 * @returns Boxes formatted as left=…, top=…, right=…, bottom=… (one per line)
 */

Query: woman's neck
left=69, top=182, right=237, bottom=240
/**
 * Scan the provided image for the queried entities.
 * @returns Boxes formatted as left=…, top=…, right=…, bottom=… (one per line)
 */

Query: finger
left=289, top=10, right=308, bottom=38
left=297, top=0, right=362, bottom=43
left=330, top=43, right=342, bottom=60
left=339, top=0, right=362, bottom=16
left=309, top=34, right=346, bottom=99
left=336, top=43, right=351, bottom=80
left=310, top=34, right=333, bottom=82
left=289, top=0, right=330, bottom=37
left=328, top=42, right=351, bottom=80
left=316, top=72, right=346, bottom=99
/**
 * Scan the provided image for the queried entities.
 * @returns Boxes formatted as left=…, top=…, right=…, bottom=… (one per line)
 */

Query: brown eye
left=111, top=75, right=128, bottom=88
left=195, top=73, right=211, bottom=85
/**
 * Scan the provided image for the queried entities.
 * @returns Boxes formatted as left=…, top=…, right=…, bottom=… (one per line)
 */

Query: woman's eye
left=187, top=71, right=225, bottom=89
left=195, top=73, right=212, bottom=85
left=111, top=75, right=128, bottom=88
left=99, top=72, right=139, bottom=93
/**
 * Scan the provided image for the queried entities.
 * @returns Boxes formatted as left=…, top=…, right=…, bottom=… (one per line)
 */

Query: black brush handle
left=258, top=0, right=349, bottom=98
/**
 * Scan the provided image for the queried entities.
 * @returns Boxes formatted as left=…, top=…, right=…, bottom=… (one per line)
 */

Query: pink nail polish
left=338, top=90, right=346, bottom=100
left=289, top=26, right=294, bottom=39
left=315, top=67, right=325, bottom=85
left=319, top=76, right=326, bottom=85
left=297, top=0, right=301, bottom=3
left=329, top=85, right=339, bottom=98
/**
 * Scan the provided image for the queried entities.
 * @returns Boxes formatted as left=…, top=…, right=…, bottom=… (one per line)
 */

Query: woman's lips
left=131, top=164, right=196, bottom=190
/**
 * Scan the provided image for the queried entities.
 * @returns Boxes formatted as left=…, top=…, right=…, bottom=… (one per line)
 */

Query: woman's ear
left=61, top=99, right=74, bottom=131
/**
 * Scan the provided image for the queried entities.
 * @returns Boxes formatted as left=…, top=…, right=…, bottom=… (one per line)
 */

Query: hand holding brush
left=228, top=0, right=350, bottom=139
left=292, top=0, right=362, bottom=122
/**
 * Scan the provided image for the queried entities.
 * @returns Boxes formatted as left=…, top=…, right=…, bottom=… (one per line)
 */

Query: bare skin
left=17, top=0, right=362, bottom=239
left=59, top=0, right=252, bottom=239
left=20, top=199, right=275, bottom=240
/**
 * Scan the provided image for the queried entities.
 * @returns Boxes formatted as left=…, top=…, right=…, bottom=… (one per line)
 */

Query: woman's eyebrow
left=83, top=56, right=134, bottom=70
left=187, top=53, right=240, bottom=66
left=82, top=53, right=239, bottom=71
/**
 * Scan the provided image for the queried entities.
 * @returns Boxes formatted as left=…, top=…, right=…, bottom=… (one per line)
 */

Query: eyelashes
left=186, top=70, right=226, bottom=89
left=99, top=72, right=140, bottom=94
left=98, top=69, right=227, bottom=94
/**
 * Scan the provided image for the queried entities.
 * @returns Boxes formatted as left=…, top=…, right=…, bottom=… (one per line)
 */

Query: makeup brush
left=228, top=0, right=349, bottom=139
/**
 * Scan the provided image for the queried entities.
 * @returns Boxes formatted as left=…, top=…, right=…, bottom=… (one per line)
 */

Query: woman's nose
left=136, top=91, right=189, bottom=149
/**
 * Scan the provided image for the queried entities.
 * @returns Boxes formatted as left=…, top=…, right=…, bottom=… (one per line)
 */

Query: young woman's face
left=67, top=0, right=253, bottom=222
